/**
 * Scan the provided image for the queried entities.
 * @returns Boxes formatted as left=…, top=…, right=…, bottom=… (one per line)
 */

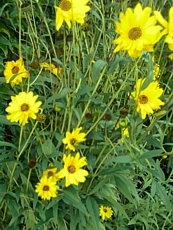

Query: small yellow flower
left=4, top=58, right=29, bottom=87
left=62, top=127, right=86, bottom=151
left=122, top=127, right=129, bottom=137
left=35, top=176, right=59, bottom=200
left=131, top=79, right=164, bottom=119
left=40, top=62, right=62, bottom=76
left=6, top=92, right=42, bottom=126
left=113, top=3, right=161, bottom=57
left=55, top=0, right=90, bottom=30
left=43, top=168, right=59, bottom=181
left=99, top=205, right=113, bottom=221
left=58, top=152, right=88, bottom=187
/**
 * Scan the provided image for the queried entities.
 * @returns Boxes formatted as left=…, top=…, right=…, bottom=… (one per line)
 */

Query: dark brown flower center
left=48, top=171, right=54, bottom=177
left=128, top=27, right=142, bottom=40
left=59, top=0, right=71, bottom=11
left=139, top=95, right=148, bottom=104
left=21, top=103, right=29, bottom=111
left=12, top=66, right=20, bottom=74
left=103, top=208, right=108, bottom=213
left=43, top=185, right=49, bottom=191
left=68, top=165, right=76, bottom=173
left=70, top=138, right=76, bottom=145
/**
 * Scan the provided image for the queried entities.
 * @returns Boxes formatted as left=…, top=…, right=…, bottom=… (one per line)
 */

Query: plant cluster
left=0, top=0, right=173, bottom=229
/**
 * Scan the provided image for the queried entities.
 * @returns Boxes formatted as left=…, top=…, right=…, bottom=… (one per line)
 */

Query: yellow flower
left=122, top=128, right=129, bottom=137
left=6, top=92, right=42, bottom=126
left=58, top=152, right=88, bottom=187
left=154, top=7, right=173, bottom=50
left=55, top=0, right=90, bottom=31
left=131, top=79, right=164, bottom=119
left=40, top=62, right=62, bottom=76
left=62, top=127, right=86, bottom=151
left=4, top=58, right=29, bottom=87
left=35, top=176, right=59, bottom=200
left=99, top=205, right=113, bottom=221
left=43, top=168, right=59, bottom=181
left=113, top=3, right=161, bottom=57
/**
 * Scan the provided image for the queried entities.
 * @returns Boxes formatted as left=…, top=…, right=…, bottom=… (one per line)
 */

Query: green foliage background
left=0, top=0, right=173, bottom=229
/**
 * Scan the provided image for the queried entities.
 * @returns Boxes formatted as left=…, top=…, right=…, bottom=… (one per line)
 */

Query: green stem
left=77, top=65, right=107, bottom=127
left=37, top=3, right=57, bottom=59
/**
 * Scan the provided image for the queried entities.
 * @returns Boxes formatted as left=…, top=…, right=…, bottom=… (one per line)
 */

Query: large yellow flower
left=35, top=176, right=59, bottom=200
left=62, top=127, right=86, bottom=151
left=131, top=79, right=164, bottom=119
left=55, top=0, right=90, bottom=31
left=113, top=3, right=161, bottom=57
left=58, top=152, right=88, bottom=187
left=99, top=205, right=113, bottom=221
left=154, top=7, right=173, bottom=56
left=4, top=58, right=29, bottom=87
left=6, top=92, right=42, bottom=126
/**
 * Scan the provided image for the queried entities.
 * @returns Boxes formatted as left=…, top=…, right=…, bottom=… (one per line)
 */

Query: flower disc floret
left=4, top=58, right=29, bottom=87
left=58, top=152, right=88, bottom=187
left=131, top=79, right=164, bottom=119
left=6, top=92, right=42, bottom=126
left=113, top=3, right=162, bottom=57
left=35, top=176, right=59, bottom=200
left=55, top=0, right=90, bottom=30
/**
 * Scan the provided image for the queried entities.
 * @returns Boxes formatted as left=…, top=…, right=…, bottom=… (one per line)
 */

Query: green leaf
left=107, top=156, right=132, bottom=164
left=41, top=138, right=56, bottom=156
left=0, top=141, right=17, bottom=149
left=86, top=197, right=100, bottom=230
left=92, top=60, right=107, bottom=84
left=148, top=160, right=165, bottom=181
left=0, top=44, right=8, bottom=57
left=0, top=184, right=6, bottom=203
left=37, top=203, right=46, bottom=221
left=115, top=176, right=137, bottom=206
left=63, top=187, right=88, bottom=215
left=88, top=131, right=104, bottom=141
left=42, top=88, right=72, bottom=108
left=140, top=65, right=153, bottom=91
left=88, top=178, right=108, bottom=195
left=116, top=175, right=139, bottom=203
left=140, top=149, right=163, bottom=159
left=73, top=108, right=82, bottom=122
left=155, top=182, right=171, bottom=210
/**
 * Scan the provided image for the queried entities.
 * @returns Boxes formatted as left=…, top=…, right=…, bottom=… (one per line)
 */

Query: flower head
left=58, top=152, right=88, bottom=187
left=4, top=58, right=29, bottom=87
left=43, top=167, right=59, bottom=181
left=6, top=92, right=42, bottom=126
left=40, top=62, right=62, bottom=76
left=35, top=176, right=59, bottom=200
left=131, top=79, right=164, bottom=119
left=154, top=7, right=173, bottom=54
left=62, top=127, right=86, bottom=151
left=99, top=205, right=113, bottom=221
left=113, top=3, right=161, bottom=57
left=55, top=0, right=90, bottom=30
